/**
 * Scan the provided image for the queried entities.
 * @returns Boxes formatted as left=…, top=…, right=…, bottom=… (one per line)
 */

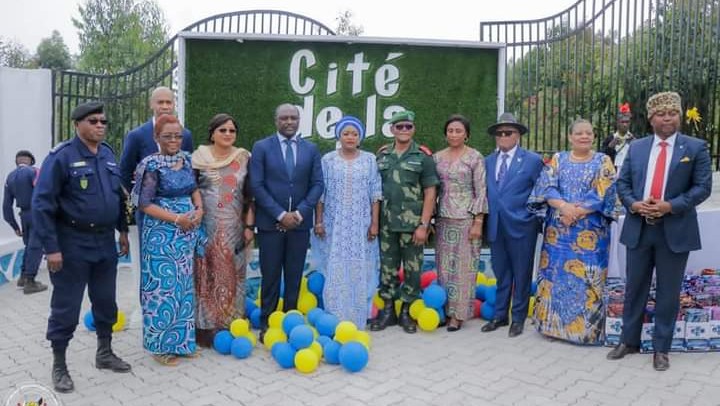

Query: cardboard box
left=685, top=321, right=711, bottom=351
left=604, top=317, right=623, bottom=347
left=641, top=322, right=655, bottom=353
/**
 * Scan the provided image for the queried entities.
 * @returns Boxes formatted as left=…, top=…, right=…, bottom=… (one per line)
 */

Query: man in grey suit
left=607, top=91, right=712, bottom=371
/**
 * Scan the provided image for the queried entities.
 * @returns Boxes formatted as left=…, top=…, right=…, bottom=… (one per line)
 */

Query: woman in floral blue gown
left=312, top=116, right=382, bottom=329
left=132, top=114, right=205, bottom=365
left=528, top=119, right=620, bottom=345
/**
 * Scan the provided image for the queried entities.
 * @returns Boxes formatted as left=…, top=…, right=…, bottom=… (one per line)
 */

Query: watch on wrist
left=419, top=221, right=430, bottom=228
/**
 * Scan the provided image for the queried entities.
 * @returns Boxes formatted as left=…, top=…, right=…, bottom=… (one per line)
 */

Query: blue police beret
left=71, top=101, right=104, bottom=121
left=388, top=110, right=416, bottom=124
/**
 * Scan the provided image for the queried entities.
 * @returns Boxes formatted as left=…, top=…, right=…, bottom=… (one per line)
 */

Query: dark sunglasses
left=86, top=118, right=108, bottom=125
left=218, top=128, right=237, bottom=134
left=394, top=123, right=414, bottom=131
left=494, top=130, right=517, bottom=137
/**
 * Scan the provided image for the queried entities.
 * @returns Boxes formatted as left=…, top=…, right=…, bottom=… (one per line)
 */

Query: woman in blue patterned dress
left=312, top=116, right=382, bottom=329
left=132, top=114, right=205, bottom=365
left=528, top=119, right=620, bottom=345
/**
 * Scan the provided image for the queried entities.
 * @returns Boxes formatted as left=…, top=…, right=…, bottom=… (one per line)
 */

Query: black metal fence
left=481, top=0, right=720, bottom=168
left=52, top=10, right=335, bottom=152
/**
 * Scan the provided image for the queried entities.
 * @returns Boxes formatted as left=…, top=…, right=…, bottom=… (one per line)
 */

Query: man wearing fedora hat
left=481, top=113, right=543, bottom=337
left=607, top=91, right=712, bottom=371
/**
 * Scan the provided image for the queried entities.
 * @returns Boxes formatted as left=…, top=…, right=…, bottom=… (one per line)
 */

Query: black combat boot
left=96, top=337, right=132, bottom=372
left=52, top=348, right=74, bottom=393
left=398, top=302, right=417, bottom=334
left=369, top=300, right=398, bottom=331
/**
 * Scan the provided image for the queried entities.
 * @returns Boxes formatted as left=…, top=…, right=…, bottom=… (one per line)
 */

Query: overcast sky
left=1, top=0, right=576, bottom=53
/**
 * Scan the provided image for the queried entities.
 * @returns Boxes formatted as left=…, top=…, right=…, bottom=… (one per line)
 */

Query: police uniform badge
left=80, top=176, right=88, bottom=190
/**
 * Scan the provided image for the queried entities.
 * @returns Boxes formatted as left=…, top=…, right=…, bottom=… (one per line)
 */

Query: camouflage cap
left=388, top=110, right=416, bottom=124
left=647, top=92, right=681, bottom=118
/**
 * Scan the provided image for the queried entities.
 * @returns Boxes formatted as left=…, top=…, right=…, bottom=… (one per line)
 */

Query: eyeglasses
left=494, top=130, right=518, bottom=137
left=217, top=128, right=237, bottom=134
left=394, top=124, right=414, bottom=131
left=159, top=133, right=183, bottom=141
left=85, top=118, right=108, bottom=125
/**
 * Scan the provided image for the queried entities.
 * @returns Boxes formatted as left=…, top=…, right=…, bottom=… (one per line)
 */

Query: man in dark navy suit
left=607, top=92, right=712, bottom=371
left=3, top=150, right=47, bottom=294
left=249, top=103, right=323, bottom=341
left=481, top=113, right=543, bottom=337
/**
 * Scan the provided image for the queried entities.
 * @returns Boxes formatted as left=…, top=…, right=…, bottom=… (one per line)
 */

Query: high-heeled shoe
left=446, top=319, right=463, bottom=332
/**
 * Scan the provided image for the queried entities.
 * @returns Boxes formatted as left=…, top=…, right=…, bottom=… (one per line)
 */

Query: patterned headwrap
left=334, top=115, right=366, bottom=142
left=647, top=92, right=682, bottom=118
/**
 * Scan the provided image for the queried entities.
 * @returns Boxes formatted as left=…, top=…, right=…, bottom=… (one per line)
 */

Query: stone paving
left=1, top=173, right=719, bottom=406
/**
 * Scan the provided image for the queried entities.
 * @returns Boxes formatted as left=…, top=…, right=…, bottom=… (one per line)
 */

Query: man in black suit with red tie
left=607, top=91, right=712, bottom=371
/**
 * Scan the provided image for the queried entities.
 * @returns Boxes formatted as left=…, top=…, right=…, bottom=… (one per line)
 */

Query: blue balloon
left=245, top=297, right=258, bottom=315
left=272, top=342, right=296, bottom=369
left=422, top=284, right=447, bottom=310
left=437, top=306, right=445, bottom=322
left=475, top=284, right=487, bottom=301
left=282, top=312, right=306, bottom=336
left=230, top=337, right=253, bottom=359
left=250, top=308, right=261, bottom=329
left=307, top=272, right=325, bottom=296
left=316, top=313, right=340, bottom=337
left=288, top=325, right=314, bottom=350
left=307, top=308, right=326, bottom=327
left=481, top=302, right=495, bottom=321
left=531, top=281, right=538, bottom=296
left=213, top=330, right=234, bottom=355
left=316, top=335, right=332, bottom=348
left=83, top=311, right=96, bottom=332
left=485, top=286, right=497, bottom=306
left=323, top=340, right=342, bottom=365
left=338, top=342, right=369, bottom=373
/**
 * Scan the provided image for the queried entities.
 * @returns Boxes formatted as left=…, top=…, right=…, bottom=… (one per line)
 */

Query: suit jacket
left=485, top=147, right=544, bottom=242
left=618, top=133, right=712, bottom=252
left=119, top=119, right=193, bottom=190
left=249, top=134, right=324, bottom=231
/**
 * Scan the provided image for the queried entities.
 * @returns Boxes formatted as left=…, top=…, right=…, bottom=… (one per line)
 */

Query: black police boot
left=398, top=302, right=417, bottom=334
left=96, top=337, right=132, bottom=372
left=369, top=300, right=398, bottom=331
left=23, top=278, right=48, bottom=294
left=52, top=348, right=74, bottom=393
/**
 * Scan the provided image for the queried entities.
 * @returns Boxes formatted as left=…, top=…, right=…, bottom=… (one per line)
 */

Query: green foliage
left=335, top=10, right=363, bottom=36
left=73, top=0, right=169, bottom=74
left=36, top=30, right=72, bottom=70
left=184, top=39, right=499, bottom=156
left=0, top=37, right=34, bottom=68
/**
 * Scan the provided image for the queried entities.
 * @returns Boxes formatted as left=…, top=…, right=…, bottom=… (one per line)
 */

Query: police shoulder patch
left=418, top=145, right=433, bottom=156
left=376, top=144, right=392, bottom=156
left=49, top=140, right=71, bottom=154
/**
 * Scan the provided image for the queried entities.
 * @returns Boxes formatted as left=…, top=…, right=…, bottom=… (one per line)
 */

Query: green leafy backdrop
left=184, top=38, right=500, bottom=155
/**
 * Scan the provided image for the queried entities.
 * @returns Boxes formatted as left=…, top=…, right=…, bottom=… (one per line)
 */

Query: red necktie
left=649, top=141, right=668, bottom=200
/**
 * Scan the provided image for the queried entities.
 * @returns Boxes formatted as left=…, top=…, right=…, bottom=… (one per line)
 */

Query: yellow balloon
left=112, top=311, right=126, bottom=332
left=263, top=327, right=287, bottom=350
left=354, top=331, right=372, bottom=349
left=485, top=277, right=497, bottom=286
left=409, top=299, right=426, bottom=320
left=230, top=318, right=250, bottom=337
left=294, top=348, right=319, bottom=373
left=372, top=292, right=384, bottom=309
left=394, top=299, right=402, bottom=317
left=309, top=341, right=323, bottom=359
left=276, top=298, right=284, bottom=311
left=528, top=296, right=536, bottom=317
left=297, top=292, right=318, bottom=314
left=243, top=332, right=257, bottom=347
left=417, top=308, right=440, bottom=331
left=476, top=272, right=488, bottom=286
left=268, top=311, right=286, bottom=329
left=334, top=321, right=358, bottom=344
left=300, top=277, right=309, bottom=294
left=253, top=298, right=260, bottom=308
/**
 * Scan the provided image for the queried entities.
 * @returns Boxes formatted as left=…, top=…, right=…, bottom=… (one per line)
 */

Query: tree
left=335, top=10, right=364, bottom=36
left=35, top=30, right=72, bottom=70
left=73, top=0, right=169, bottom=74
left=0, top=37, right=34, bottom=68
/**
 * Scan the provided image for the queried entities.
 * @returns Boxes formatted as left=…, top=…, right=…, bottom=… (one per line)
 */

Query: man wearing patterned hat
left=601, top=103, right=635, bottom=174
left=370, top=110, right=439, bottom=334
left=607, top=91, right=712, bottom=371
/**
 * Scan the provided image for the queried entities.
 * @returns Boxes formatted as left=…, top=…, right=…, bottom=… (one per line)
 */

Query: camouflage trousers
left=378, top=228, right=423, bottom=303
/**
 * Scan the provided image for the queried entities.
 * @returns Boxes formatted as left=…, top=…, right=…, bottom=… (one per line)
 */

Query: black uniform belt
left=61, top=218, right=114, bottom=233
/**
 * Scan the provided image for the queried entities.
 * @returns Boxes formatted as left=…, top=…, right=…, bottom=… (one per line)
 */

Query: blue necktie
left=497, top=153, right=509, bottom=185
left=284, top=139, right=295, bottom=178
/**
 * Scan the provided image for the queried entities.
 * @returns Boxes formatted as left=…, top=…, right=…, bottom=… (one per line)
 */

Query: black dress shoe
left=258, top=328, right=267, bottom=344
left=480, top=319, right=509, bottom=332
left=606, top=343, right=640, bottom=360
left=653, top=352, right=669, bottom=371
left=508, top=322, right=524, bottom=337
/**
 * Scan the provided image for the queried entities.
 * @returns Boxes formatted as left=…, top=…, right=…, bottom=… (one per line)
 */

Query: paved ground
left=2, top=173, right=719, bottom=406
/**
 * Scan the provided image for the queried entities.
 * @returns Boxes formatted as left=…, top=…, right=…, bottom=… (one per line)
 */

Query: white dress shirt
left=276, top=133, right=302, bottom=222
left=642, top=133, right=676, bottom=200
left=495, top=144, right=518, bottom=182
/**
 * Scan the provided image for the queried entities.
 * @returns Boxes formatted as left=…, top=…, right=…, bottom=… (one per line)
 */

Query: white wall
left=0, top=67, right=53, bottom=267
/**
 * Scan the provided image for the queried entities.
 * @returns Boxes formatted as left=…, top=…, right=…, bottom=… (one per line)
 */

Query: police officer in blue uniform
left=32, top=101, right=132, bottom=393
left=3, top=150, right=47, bottom=294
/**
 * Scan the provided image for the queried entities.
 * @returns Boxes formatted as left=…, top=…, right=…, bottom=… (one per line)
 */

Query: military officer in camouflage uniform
left=370, top=110, right=439, bottom=334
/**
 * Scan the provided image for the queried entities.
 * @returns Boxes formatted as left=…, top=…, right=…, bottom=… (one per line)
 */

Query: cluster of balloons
left=264, top=309, right=370, bottom=373
left=246, top=272, right=326, bottom=329
left=212, top=318, right=256, bottom=359
left=474, top=273, right=538, bottom=321
left=83, top=310, right=126, bottom=333
left=370, top=270, right=446, bottom=332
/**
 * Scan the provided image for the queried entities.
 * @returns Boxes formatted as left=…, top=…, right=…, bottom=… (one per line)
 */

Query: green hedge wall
left=185, top=38, right=500, bottom=156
